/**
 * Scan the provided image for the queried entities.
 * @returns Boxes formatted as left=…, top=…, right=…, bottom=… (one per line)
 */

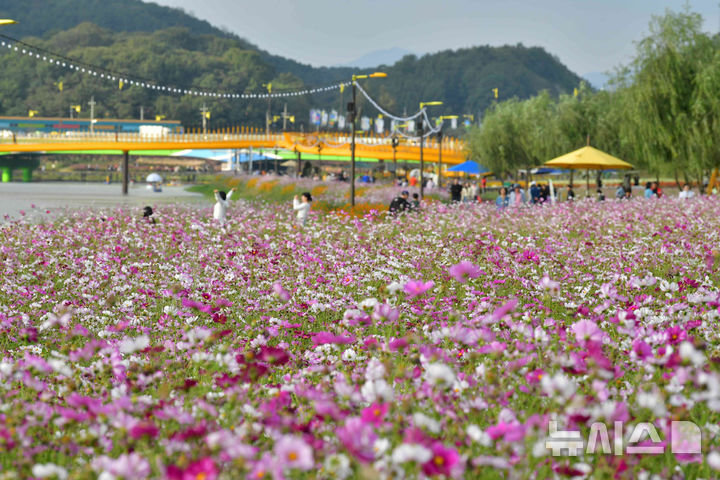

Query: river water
left=0, top=182, right=206, bottom=221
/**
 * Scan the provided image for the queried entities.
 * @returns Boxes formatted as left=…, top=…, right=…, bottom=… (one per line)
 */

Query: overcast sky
left=149, top=0, right=719, bottom=75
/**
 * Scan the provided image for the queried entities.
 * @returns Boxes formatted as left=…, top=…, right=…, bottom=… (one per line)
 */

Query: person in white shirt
left=213, top=188, right=235, bottom=222
left=293, top=192, right=313, bottom=226
left=678, top=184, right=695, bottom=199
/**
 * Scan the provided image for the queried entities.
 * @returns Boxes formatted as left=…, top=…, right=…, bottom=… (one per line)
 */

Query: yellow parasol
left=544, top=146, right=633, bottom=170
left=544, top=145, right=633, bottom=195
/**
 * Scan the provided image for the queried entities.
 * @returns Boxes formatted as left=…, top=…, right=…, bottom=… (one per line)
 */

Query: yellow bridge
left=0, top=131, right=467, bottom=193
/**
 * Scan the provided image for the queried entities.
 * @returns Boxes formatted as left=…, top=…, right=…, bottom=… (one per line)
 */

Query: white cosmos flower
left=412, top=412, right=440, bottom=433
left=118, top=335, right=149, bottom=354
left=391, top=443, right=432, bottom=464
left=32, top=463, right=68, bottom=479
left=424, top=363, right=455, bottom=388
left=708, top=451, right=720, bottom=471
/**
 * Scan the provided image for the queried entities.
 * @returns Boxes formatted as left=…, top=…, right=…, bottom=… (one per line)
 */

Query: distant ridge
left=340, top=47, right=417, bottom=69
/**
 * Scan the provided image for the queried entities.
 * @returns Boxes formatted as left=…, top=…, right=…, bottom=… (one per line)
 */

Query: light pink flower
left=404, top=279, right=434, bottom=298
left=274, top=435, right=314, bottom=471
left=449, top=261, right=480, bottom=283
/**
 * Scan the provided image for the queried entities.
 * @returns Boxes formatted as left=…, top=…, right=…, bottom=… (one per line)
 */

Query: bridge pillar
left=1, top=166, right=10, bottom=183
left=21, top=167, right=32, bottom=182
left=122, top=151, right=129, bottom=195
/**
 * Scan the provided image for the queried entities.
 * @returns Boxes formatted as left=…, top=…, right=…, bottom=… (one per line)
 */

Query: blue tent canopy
left=447, top=160, right=489, bottom=175
left=531, top=167, right=568, bottom=175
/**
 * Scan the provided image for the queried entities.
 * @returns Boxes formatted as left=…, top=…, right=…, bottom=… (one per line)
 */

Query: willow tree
left=467, top=91, right=557, bottom=179
left=621, top=8, right=714, bottom=181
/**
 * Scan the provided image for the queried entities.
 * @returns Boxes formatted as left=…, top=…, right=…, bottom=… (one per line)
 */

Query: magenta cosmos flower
left=273, top=435, right=314, bottom=471
left=166, top=457, right=218, bottom=480
left=361, top=403, right=389, bottom=427
left=449, top=261, right=481, bottom=283
left=404, top=279, right=435, bottom=298
left=422, top=442, right=461, bottom=476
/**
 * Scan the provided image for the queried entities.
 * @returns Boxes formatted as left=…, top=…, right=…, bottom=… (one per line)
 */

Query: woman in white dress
left=213, top=188, right=235, bottom=222
left=293, top=192, right=313, bottom=226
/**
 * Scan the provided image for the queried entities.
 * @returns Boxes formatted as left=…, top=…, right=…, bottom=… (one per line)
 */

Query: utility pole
left=437, top=128, right=443, bottom=189
left=89, top=96, right=96, bottom=134
left=282, top=103, right=289, bottom=131
left=417, top=118, right=425, bottom=199
left=200, top=103, right=209, bottom=134
left=140, top=106, right=144, bottom=121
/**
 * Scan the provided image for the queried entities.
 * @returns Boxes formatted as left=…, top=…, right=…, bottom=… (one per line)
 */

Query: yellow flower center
left=373, top=408, right=381, bottom=416
left=288, top=451, right=298, bottom=461
left=196, top=474, right=206, bottom=480
left=434, top=455, right=445, bottom=466
left=256, top=471, right=265, bottom=479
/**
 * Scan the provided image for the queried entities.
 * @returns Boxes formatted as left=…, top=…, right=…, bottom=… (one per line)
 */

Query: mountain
left=0, top=1, right=586, bottom=130
left=341, top=48, right=417, bottom=69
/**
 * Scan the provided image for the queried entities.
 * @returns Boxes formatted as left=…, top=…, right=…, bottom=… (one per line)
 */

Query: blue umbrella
left=447, top=160, right=489, bottom=175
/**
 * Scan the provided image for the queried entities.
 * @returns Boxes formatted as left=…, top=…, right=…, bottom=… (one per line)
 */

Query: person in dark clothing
left=449, top=179, right=463, bottom=203
left=389, top=190, right=411, bottom=214
left=411, top=193, right=420, bottom=210
left=529, top=182, right=541, bottom=204
left=567, top=185, right=575, bottom=201
left=143, top=206, right=156, bottom=224
left=540, top=184, right=549, bottom=203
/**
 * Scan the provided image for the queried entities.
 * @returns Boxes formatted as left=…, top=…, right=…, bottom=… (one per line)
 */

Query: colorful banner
left=361, top=116, right=370, bottom=131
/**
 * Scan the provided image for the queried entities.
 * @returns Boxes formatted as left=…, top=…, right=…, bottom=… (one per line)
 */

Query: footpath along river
left=0, top=182, right=206, bottom=221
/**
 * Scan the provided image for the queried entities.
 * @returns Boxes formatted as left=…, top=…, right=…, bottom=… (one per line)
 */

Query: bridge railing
left=0, top=130, right=466, bottom=154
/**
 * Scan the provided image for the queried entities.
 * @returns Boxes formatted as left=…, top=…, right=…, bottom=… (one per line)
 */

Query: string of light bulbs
left=353, top=81, right=442, bottom=139
left=0, top=33, right=350, bottom=99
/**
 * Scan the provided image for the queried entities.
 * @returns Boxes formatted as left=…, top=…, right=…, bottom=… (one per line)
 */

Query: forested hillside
left=0, top=1, right=585, bottom=129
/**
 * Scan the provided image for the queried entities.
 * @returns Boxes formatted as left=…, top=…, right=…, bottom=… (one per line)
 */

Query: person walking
left=293, top=192, right=313, bottom=226
left=213, top=188, right=235, bottom=222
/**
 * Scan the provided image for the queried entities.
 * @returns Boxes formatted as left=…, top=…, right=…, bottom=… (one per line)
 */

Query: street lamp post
left=391, top=135, right=399, bottom=182
left=437, top=128, right=443, bottom=189
left=416, top=118, right=425, bottom=199
left=434, top=115, right=456, bottom=188
left=349, top=72, right=386, bottom=206
left=417, top=101, right=443, bottom=199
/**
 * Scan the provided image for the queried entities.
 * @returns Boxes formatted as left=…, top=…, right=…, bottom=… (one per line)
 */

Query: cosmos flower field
left=2, top=194, right=720, bottom=479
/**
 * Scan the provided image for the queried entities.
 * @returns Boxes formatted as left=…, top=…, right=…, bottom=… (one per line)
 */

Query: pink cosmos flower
left=449, top=261, right=480, bottom=283
left=272, top=283, right=291, bottom=302
left=92, top=453, right=151, bottom=480
left=404, top=279, right=434, bottom=298
left=422, top=442, right=461, bottom=476
left=274, top=435, right=314, bottom=471
left=361, top=403, right=389, bottom=427
left=337, top=417, right=378, bottom=463
left=571, top=319, right=603, bottom=344
left=538, top=275, right=560, bottom=295
left=372, top=303, right=399, bottom=322
left=665, top=325, right=687, bottom=345
left=313, top=331, right=356, bottom=345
